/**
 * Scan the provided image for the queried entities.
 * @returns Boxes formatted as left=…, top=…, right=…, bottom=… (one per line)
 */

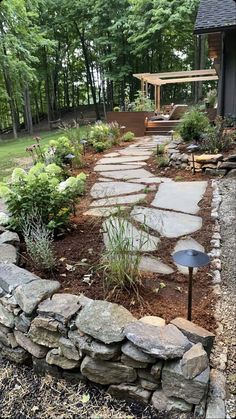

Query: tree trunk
left=23, top=84, right=33, bottom=134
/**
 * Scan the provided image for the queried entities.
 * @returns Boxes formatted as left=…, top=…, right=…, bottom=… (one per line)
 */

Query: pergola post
left=145, top=81, right=148, bottom=97
left=155, top=85, right=161, bottom=112
left=141, top=77, right=144, bottom=95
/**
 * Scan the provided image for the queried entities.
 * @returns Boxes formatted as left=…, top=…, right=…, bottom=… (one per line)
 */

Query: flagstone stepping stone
left=94, top=164, right=143, bottom=172
left=139, top=256, right=174, bottom=275
left=130, top=177, right=173, bottom=184
left=172, top=237, right=204, bottom=275
left=152, top=181, right=207, bottom=214
left=103, top=217, right=160, bottom=252
left=122, top=161, right=147, bottom=166
left=98, top=178, right=114, bottom=182
left=90, top=182, right=145, bottom=199
left=90, top=193, right=146, bottom=207
left=84, top=207, right=127, bottom=217
left=131, top=207, right=202, bottom=238
left=101, top=168, right=154, bottom=180
left=104, top=152, right=120, bottom=157
left=119, top=149, right=152, bottom=156
left=99, top=156, right=150, bottom=165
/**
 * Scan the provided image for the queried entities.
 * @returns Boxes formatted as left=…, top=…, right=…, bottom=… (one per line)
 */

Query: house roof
left=195, top=0, right=236, bottom=34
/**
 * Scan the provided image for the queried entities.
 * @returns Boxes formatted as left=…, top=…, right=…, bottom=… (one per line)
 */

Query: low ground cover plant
left=0, top=163, right=86, bottom=231
left=178, top=108, right=210, bottom=142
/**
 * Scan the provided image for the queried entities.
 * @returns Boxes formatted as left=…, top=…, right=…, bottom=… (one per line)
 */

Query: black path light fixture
left=172, top=249, right=210, bottom=321
left=186, top=144, right=199, bottom=175
left=80, top=139, right=88, bottom=156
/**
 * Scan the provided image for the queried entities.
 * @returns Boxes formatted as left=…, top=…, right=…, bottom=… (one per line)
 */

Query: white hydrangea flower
left=0, top=212, right=10, bottom=226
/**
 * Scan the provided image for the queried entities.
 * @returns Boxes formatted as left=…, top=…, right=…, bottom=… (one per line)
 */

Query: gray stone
left=218, top=161, right=236, bottom=170
left=58, top=337, right=81, bottom=361
left=181, top=343, right=209, bottom=379
left=90, top=182, right=144, bottom=199
left=32, top=356, right=61, bottom=378
left=140, top=379, right=159, bottom=391
left=206, top=398, right=225, bottom=419
left=151, top=389, right=193, bottom=413
left=68, top=330, right=120, bottom=360
left=151, top=361, right=163, bottom=380
left=172, top=237, right=204, bottom=275
left=80, top=355, right=137, bottom=385
left=0, top=294, right=18, bottom=312
left=119, top=149, right=152, bottom=156
left=226, top=168, right=236, bottom=178
left=84, top=207, right=127, bottom=217
left=0, top=341, right=29, bottom=363
left=77, top=294, right=93, bottom=307
left=224, top=153, right=236, bottom=162
left=139, top=316, right=166, bottom=327
left=195, top=154, right=223, bottom=164
left=170, top=317, right=215, bottom=354
left=76, top=300, right=135, bottom=344
left=14, top=279, right=60, bottom=315
left=0, top=226, right=6, bottom=234
left=208, top=369, right=226, bottom=400
left=32, top=316, right=67, bottom=335
left=94, top=164, right=144, bottom=172
left=15, top=313, right=31, bottom=333
left=90, top=193, right=146, bottom=207
left=0, top=263, right=39, bottom=293
left=103, top=217, right=160, bottom=252
left=121, top=341, right=156, bottom=363
left=151, top=181, right=207, bottom=214
left=162, top=360, right=210, bottom=404
left=108, top=383, right=151, bottom=404
left=0, top=303, right=15, bottom=328
left=0, top=324, right=17, bottom=348
left=37, top=293, right=81, bottom=324
left=101, top=168, right=154, bottom=180
left=121, top=353, right=148, bottom=368
left=28, top=324, right=61, bottom=348
left=46, top=348, right=80, bottom=369
left=0, top=231, right=20, bottom=246
left=14, top=330, right=48, bottom=358
left=125, top=322, right=191, bottom=359
left=103, top=152, right=120, bottom=157
left=98, top=156, right=150, bottom=164
left=130, top=177, right=173, bottom=184
left=131, top=207, right=202, bottom=238
left=62, top=370, right=87, bottom=383
left=0, top=244, right=19, bottom=264
left=139, top=256, right=174, bottom=275
left=0, top=286, right=4, bottom=297
left=137, top=368, right=160, bottom=384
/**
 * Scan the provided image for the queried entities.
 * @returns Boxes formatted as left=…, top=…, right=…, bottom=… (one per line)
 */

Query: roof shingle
left=195, top=0, right=236, bottom=33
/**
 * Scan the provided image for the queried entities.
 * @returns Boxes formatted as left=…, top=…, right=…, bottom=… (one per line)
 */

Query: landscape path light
left=172, top=249, right=210, bottom=321
left=187, top=144, right=199, bottom=175
left=80, top=139, right=88, bottom=156
left=65, top=153, right=75, bottom=168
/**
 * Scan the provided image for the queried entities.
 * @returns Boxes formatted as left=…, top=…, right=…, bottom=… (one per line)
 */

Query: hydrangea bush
left=0, top=163, right=86, bottom=231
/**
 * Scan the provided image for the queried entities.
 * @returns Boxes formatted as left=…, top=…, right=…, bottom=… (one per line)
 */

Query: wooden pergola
left=133, top=69, right=218, bottom=111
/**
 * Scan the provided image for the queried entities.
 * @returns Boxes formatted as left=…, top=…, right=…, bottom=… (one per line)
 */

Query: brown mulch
left=21, top=140, right=216, bottom=333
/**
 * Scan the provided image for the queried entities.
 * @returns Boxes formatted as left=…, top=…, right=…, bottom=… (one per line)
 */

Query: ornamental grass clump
left=0, top=163, right=86, bottom=232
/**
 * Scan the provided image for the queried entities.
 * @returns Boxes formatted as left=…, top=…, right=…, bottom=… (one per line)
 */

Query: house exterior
left=195, top=0, right=236, bottom=117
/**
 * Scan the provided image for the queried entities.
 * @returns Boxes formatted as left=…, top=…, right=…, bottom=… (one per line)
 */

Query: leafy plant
left=26, top=137, right=46, bottom=164
left=122, top=131, right=135, bottom=142
left=0, top=163, right=86, bottom=231
left=200, top=116, right=234, bottom=153
left=48, top=135, right=82, bottom=167
left=156, top=155, right=169, bottom=168
left=156, top=144, right=165, bottom=155
left=22, top=213, right=56, bottom=271
left=178, top=108, right=210, bottom=142
left=89, top=121, right=121, bottom=151
left=113, top=106, right=120, bottom=112
left=204, top=89, right=217, bottom=108
left=131, top=90, right=154, bottom=112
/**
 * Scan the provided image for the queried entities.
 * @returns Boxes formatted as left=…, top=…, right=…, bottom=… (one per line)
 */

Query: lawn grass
left=0, top=128, right=87, bottom=181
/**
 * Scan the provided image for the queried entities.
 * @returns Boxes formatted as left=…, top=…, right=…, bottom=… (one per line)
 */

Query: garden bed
left=20, top=146, right=216, bottom=333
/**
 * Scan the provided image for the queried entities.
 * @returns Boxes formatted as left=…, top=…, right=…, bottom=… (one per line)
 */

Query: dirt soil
left=21, top=141, right=216, bottom=332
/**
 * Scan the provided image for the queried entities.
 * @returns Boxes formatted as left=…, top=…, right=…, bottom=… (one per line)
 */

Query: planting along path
left=84, top=136, right=208, bottom=276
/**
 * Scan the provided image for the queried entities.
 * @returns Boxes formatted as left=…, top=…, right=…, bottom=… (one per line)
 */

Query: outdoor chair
left=145, top=104, right=189, bottom=135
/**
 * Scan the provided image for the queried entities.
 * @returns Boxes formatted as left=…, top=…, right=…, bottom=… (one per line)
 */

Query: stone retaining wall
left=0, top=262, right=216, bottom=417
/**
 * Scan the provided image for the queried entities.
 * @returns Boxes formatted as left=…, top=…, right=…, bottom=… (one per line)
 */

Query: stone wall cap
left=170, top=318, right=215, bottom=338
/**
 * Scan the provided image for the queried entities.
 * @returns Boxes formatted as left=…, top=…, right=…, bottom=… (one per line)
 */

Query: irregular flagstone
left=139, top=316, right=166, bottom=327
left=0, top=303, right=15, bottom=328
left=151, top=181, right=207, bottom=214
left=90, top=182, right=145, bottom=198
left=14, top=279, right=61, bottom=315
left=100, top=168, right=154, bottom=180
left=0, top=263, right=39, bottom=293
left=76, top=300, right=135, bottom=344
left=119, top=149, right=152, bottom=156
left=14, top=330, right=48, bottom=358
left=58, top=337, right=81, bottom=361
left=172, top=237, right=204, bottom=275
left=37, top=294, right=81, bottom=324
left=139, top=256, right=174, bottom=275
left=84, top=207, right=127, bottom=217
left=108, top=383, right=151, bottom=404
left=97, top=178, right=114, bottom=182
left=181, top=343, right=209, bottom=379
left=0, top=244, right=19, bottom=264
left=125, top=322, right=191, bottom=359
left=151, top=389, right=193, bottom=413
left=81, top=355, right=137, bottom=385
left=94, top=164, right=144, bottom=172
left=131, top=207, right=202, bottom=238
left=28, top=324, right=61, bottom=348
left=98, top=156, right=150, bottom=164
left=121, top=341, right=156, bottom=363
left=130, top=177, right=173, bottom=184
left=46, top=348, right=80, bottom=369
left=90, top=193, right=146, bottom=207
left=68, top=330, right=120, bottom=360
left=103, top=152, right=120, bottom=157
left=121, top=353, right=149, bottom=368
left=0, top=341, right=29, bottom=363
left=103, top=217, right=160, bottom=252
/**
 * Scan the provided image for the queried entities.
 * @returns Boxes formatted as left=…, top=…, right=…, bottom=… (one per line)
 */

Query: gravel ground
left=217, top=178, right=236, bottom=418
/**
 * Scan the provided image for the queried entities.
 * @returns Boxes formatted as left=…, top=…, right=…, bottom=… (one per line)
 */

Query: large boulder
left=0, top=263, right=39, bottom=293
left=125, top=322, right=191, bottom=359
left=46, top=348, right=80, bottom=369
left=181, top=343, right=209, bottom=379
left=14, top=330, right=48, bottom=358
left=14, top=279, right=60, bottom=315
left=80, top=355, right=137, bottom=385
left=108, top=383, right=151, bottom=404
left=76, top=300, right=135, bottom=344
left=170, top=317, right=215, bottom=354
left=151, top=389, right=193, bottom=413
left=68, top=330, right=120, bottom=360
left=37, top=293, right=81, bottom=324
left=162, top=359, right=210, bottom=404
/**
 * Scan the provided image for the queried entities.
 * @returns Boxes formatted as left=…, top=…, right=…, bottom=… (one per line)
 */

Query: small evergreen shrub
left=200, top=116, right=234, bottom=153
left=178, top=109, right=210, bottom=142
left=122, top=131, right=135, bottom=142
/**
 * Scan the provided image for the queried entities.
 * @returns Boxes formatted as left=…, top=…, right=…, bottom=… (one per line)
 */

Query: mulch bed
left=20, top=140, right=216, bottom=333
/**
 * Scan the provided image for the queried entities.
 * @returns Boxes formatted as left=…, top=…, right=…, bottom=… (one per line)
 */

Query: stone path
left=85, top=136, right=208, bottom=275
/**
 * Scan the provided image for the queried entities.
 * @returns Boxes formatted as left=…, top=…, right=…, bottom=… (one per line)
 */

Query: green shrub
left=204, top=89, right=217, bottom=108
left=93, top=141, right=110, bottom=152
left=89, top=121, right=121, bottom=151
left=0, top=163, right=86, bottom=231
left=156, top=155, right=169, bottom=168
left=48, top=135, right=82, bottom=167
left=131, top=90, right=154, bottom=112
left=200, top=116, right=234, bottom=153
left=178, top=109, right=210, bottom=142
left=156, top=144, right=165, bottom=155
left=113, top=106, right=120, bottom=112
left=122, top=131, right=135, bottom=142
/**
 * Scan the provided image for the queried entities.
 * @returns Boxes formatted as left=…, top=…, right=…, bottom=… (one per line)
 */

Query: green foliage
left=131, top=91, right=154, bottom=112
left=89, top=122, right=121, bottom=152
left=0, top=163, right=86, bottom=231
left=204, top=89, right=217, bottom=108
left=200, top=117, right=234, bottom=153
left=156, top=144, right=165, bottom=155
left=156, top=155, right=169, bottom=168
left=122, top=131, right=135, bottom=142
left=48, top=135, right=82, bottom=167
left=178, top=109, right=210, bottom=142
left=113, top=106, right=120, bottom=112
